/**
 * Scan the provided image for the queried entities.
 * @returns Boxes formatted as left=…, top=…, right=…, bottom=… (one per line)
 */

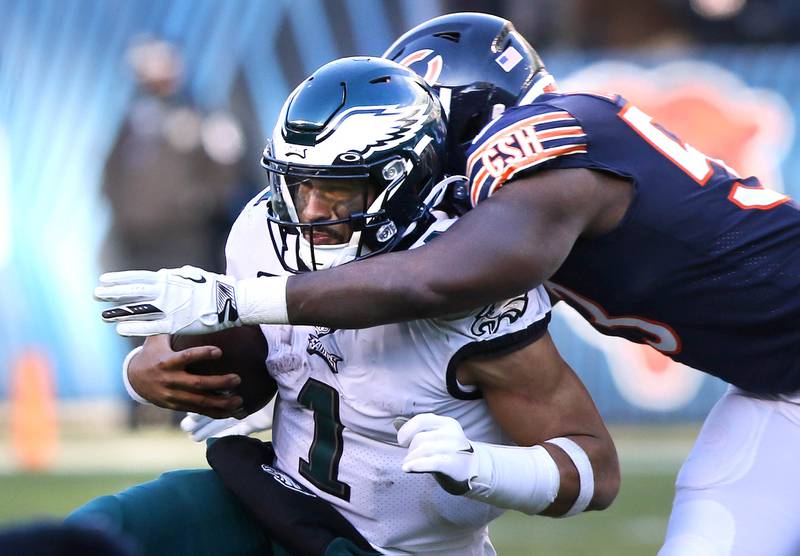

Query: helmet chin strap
left=297, top=230, right=365, bottom=271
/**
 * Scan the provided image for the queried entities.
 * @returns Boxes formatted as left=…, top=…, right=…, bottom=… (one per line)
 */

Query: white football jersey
left=225, top=188, right=552, bottom=555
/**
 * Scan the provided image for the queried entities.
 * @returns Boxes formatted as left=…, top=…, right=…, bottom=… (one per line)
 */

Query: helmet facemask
left=264, top=141, right=436, bottom=272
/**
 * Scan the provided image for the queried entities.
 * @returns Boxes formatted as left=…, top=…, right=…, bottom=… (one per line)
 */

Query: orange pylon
left=10, top=350, right=58, bottom=471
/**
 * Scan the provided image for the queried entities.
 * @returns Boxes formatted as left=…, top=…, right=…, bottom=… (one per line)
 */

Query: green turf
left=0, top=472, right=161, bottom=525
left=0, top=468, right=676, bottom=555
left=491, top=470, right=676, bottom=555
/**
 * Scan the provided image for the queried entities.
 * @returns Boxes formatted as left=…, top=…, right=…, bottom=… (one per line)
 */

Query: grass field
left=0, top=424, right=695, bottom=555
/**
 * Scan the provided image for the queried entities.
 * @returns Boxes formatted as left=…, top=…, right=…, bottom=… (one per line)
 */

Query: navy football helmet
left=384, top=12, right=553, bottom=174
left=263, top=57, right=447, bottom=272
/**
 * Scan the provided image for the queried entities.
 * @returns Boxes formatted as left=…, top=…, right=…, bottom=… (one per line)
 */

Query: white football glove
left=397, top=413, right=564, bottom=514
left=396, top=413, right=479, bottom=495
left=94, top=265, right=242, bottom=336
left=95, top=266, right=290, bottom=336
left=180, top=403, right=274, bottom=442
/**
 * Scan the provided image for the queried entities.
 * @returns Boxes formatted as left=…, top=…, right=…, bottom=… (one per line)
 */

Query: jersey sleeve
left=407, top=214, right=553, bottom=397
left=434, top=286, right=552, bottom=399
left=225, top=187, right=287, bottom=280
left=465, top=93, right=621, bottom=207
left=441, top=286, right=552, bottom=344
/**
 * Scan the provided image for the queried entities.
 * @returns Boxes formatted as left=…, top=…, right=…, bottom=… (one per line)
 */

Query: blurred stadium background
left=1, top=0, right=799, bottom=553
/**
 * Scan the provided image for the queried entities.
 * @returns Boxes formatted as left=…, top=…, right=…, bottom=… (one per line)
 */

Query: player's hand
left=396, top=413, right=479, bottom=495
left=128, top=335, right=243, bottom=419
left=95, top=265, right=241, bottom=336
left=180, top=404, right=274, bottom=442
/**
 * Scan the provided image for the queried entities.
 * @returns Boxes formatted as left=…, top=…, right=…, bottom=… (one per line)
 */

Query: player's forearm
left=286, top=250, right=451, bottom=327
left=286, top=195, right=558, bottom=327
left=470, top=335, right=620, bottom=516
left=464, top=433, right=618, bottom=517
left=398, top=411, right=618, bottom=518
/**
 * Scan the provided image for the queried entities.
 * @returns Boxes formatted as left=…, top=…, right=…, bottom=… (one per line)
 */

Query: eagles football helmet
left=384, top=12, right=553, bottom=174
left=263, top=57, right=447, bottom=273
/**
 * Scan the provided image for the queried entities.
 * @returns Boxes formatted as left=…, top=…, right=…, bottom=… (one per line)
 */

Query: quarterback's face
left=291, top=178, right=376, bottom=245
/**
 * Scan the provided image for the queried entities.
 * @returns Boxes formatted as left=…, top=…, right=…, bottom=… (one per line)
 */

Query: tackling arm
left=288, top=168, right=626, bottom=328
left=96, top=169, right=631, bottom=336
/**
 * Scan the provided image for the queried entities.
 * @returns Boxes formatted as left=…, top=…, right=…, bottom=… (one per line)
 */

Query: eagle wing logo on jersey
left=471, top=294, right=529, bottom=337
left=314, top=103, right=430, bottom=160
left=307, top=327, right=343, bottom=373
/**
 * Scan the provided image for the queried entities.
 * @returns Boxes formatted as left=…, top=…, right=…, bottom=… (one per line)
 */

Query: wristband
left=236, top=276, right=289, bottom=325
left=122, top=345, right=151, bottom=405
left=547, top=437, right=595, bottom=517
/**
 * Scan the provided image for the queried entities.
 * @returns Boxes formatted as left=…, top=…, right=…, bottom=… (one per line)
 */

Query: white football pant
left=659, top=386, right=800, bottom=556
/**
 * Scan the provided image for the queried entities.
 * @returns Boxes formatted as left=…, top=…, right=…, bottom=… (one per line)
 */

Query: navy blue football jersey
left=466, top=92, right=800, bottom=394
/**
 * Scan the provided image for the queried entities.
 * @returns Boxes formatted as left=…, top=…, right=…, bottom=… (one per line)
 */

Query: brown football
left=170, top=325, right=277, bottom=417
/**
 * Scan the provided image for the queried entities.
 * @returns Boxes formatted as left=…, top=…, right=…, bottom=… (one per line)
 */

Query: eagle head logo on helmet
left=262, top=57, right=447, bottom=273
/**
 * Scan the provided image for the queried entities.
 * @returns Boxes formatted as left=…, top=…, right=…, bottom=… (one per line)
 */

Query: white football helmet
left=262, top=57, right=447, bottom=272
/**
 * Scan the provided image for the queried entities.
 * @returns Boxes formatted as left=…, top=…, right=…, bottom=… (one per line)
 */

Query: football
left=171, top=325, right=277, bottom=417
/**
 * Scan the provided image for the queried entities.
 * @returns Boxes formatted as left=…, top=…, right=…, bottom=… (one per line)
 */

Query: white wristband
left=236, top=276, right=289, bottom=325
left=121, top=346, right=151, bottom=405
left=465, top=442, right=560, bottom=515
left=547, top=437, right=595, bottom=517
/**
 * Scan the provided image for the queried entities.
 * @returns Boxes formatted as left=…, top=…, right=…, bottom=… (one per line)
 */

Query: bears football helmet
left=384, top=12, right=553, bottom=174
left=263, top=57, right=447, bottom=272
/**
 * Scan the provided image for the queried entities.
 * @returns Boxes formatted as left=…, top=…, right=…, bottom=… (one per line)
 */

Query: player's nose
left=300, top=188, right=335, bottom=222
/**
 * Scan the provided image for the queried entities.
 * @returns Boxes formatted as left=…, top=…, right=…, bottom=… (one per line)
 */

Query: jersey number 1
left=298, top=378, right=351, bottom=501
left=620, top=104, right=788, bottom=210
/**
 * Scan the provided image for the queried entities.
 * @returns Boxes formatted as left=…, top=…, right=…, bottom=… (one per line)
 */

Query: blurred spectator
left=443, top=0, right=800, bottom=49
left=225, top=69, right=271, bottom=227
left=666, top=0, right=800, bottom=44
left=100, top=38, right=248, bottom=427
left=570, top=0, right=693, bottom=50
left=442, top=0, right=689, bottom=49
left=100, top=37, right=245, bottom=275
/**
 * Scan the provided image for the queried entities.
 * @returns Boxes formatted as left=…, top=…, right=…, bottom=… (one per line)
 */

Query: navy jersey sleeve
left=465, top=92, right=622, bottom=207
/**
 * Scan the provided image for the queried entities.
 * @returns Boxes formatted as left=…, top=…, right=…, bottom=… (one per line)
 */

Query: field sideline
left=0, top=424, right=697, bottom=555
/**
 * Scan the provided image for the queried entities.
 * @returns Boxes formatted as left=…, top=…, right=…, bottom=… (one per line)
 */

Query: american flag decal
left=495, top=45, right=523, bottom=72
